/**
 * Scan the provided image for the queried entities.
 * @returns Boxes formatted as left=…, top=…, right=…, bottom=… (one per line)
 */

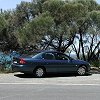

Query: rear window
left=32, top=53, right=42, bottom=59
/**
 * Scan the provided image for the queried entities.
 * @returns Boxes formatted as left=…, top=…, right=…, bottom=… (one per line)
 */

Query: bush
left=0, top=52, right=12, bottom=73
left=90, top=59, right=100, bottom=68
left=0, top=63, right=13, bottom=73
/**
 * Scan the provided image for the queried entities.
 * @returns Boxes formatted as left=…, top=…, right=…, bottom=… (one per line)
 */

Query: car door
left=42, top=53, right=58, bottom=73
left=55, top=53, right=75, bottom=73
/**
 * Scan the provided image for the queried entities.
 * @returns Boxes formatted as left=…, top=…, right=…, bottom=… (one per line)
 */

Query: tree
left=0, top=0, right=100, bottom=60
left=0, top=13, right=8, bottom=51
left=71, top=8, right=100, bottom=61
left=40, top=0, right=88, bottom=52
left=15, top=1, right=32, bottom=26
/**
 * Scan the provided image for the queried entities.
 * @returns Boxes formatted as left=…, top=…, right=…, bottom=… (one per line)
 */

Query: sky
left=0, top=0, right=100, bottom=10
left=96, top=0, right=100, bottom=4
left=0, top=0, right=32, bottom=10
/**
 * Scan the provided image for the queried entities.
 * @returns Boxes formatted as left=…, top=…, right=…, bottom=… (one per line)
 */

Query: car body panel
left=12, top=51, right=91, bottom=75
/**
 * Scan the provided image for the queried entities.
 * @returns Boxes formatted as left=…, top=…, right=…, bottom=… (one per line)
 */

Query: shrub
left=90, top=59, right=100, bottom=68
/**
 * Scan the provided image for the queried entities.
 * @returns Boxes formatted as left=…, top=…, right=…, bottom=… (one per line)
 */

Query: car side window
left=42, top=53, right=55, bottom=60
left=55, top=53, right=69, bottom=60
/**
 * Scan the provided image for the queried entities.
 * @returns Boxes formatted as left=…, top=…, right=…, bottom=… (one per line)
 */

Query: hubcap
left=36, top=68, right=44, bottom=77
left=78, top=67, right=86, bottom=75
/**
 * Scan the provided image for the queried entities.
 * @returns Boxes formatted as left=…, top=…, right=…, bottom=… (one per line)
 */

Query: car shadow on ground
left=14, top=73, right=92, bottom=78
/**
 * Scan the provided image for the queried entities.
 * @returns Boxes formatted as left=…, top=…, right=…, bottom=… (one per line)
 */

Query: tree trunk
left=79, top=29, right=86, bottom=61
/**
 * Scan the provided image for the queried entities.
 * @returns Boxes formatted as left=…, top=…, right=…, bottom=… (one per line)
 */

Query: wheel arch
left=78, top=64, right=88, bottom=72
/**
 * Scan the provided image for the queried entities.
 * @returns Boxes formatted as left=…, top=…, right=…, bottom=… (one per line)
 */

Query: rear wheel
left=77, top=66, right=86, bottom=75
left=34, top=67, right=46, bottom=78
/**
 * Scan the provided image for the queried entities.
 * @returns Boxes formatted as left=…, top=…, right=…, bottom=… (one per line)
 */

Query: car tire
left=77, top=66, right=86, bottom=75
left=34, top=67, right=46, bottom=78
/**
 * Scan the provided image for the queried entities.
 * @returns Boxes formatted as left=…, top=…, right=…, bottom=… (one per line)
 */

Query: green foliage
left=89, top=11, right=100, bottom=28
left=0, top=14, right=7, bottom=33
left=0, top=0, right=100, bottom=59
left=62, top=3, right=87, bottom=19
left=71, top=0, right=98, bottom=11
left=16, top=1, right=32, bottom=22
left=43, top=0, right=64, bottom=15
left=90, top=60, right=100, bottom=68
left=30, top=12, right=55, bottom=36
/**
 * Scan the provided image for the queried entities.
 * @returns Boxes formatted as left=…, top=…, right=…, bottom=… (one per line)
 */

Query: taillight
left=19, top=58, right=26, bottom=64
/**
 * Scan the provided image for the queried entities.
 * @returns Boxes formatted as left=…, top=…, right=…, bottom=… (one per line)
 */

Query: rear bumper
left=12, top=64, right=24, bottom=72
left=11, top=64, right=33, bottom=73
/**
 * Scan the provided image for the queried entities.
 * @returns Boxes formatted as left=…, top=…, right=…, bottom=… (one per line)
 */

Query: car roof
left=41, top=50, right=62, bottom=54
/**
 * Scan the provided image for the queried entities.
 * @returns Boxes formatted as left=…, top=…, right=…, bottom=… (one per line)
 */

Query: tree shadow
left=14, top=73, right=92, bottom=78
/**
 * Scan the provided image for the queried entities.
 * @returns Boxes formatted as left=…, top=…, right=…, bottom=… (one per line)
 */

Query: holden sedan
left=12, top=51, right=91, bottom=77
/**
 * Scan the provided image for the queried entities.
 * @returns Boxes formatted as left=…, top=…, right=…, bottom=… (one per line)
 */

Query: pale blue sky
left=0, top=0, right=31, bottom=10
left=96, top=0, right=100, bottom=4
left=0, top=0, right=100, bottom=10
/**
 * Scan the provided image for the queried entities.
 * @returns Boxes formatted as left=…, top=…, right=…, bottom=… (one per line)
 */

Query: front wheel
left=77, top=66, right=86, bottom=75
left=34, top=67, right=46, bottom=78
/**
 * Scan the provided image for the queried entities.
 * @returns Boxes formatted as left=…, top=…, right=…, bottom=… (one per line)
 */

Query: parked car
left=12, top=51, right=91, bottom=77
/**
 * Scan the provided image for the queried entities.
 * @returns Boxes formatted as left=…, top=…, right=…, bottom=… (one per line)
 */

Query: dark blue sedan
left=12, top=51, right=91, bottom=77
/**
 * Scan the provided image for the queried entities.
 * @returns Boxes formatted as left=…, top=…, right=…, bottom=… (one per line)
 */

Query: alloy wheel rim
left=36, top=68, right=44, bottom=77
left=78, top=67, right=86, bottom=75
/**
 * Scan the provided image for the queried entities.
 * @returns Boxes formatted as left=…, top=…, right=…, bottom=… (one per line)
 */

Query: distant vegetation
left=0, top=0, right=100, bottom=63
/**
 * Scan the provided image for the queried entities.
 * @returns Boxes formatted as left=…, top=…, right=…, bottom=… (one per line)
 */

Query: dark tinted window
left=43, top=53, right=55, bottom=60
left=55, top=53, right=69, bottom=60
